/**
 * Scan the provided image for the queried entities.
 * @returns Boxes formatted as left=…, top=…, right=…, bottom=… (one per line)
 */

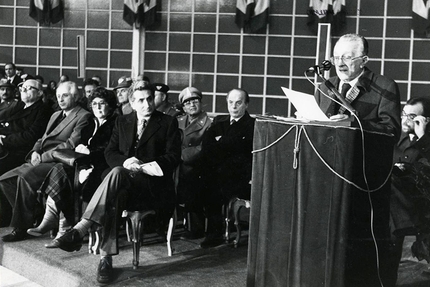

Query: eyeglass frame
left=330, top=55, right=366, bottom=65
left=401, top=111, right=418, bottom=121
left=91, top=101, right=107, bottom=108
left=183, top=98, right=200, bottom=107
left=19, top=85, right=39, bottom=92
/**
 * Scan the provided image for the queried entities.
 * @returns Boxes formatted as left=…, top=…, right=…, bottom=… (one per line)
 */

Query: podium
left=247, top=119, right=396, bottom=287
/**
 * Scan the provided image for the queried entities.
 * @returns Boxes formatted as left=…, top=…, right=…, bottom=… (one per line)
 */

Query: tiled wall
left=0, top=0, right=429, bottom=116
left=0, top=0, right=132, bottom=87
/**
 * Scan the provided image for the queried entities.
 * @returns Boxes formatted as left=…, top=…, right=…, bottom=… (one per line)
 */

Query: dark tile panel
left=171, top=0, right=193, bottom=12
left=366, top=61, right=382, bottom=74
left=87, top=50, right=108, bottom=68
left=411, top=83, right=430, bottom=100
left=293, top=37, right=317, bottom=56
left=112, top=0, right=123, bottom=10
left=367, top=39, right=383, bottom=59
left=359, top=0, right=384, bottom=16
left=242, top=56, right=265, bottom=75
left=386, top=19, right=412, bottom=38
left=192, top=54, right=215, bottom=72
left=192, top=74, right=214, bottom=91
left=384, top=40, right=410, bottom=59
left=110, top=51, right=132, bottom=69
left=411, top=61, right=430, bottom=81
left=217, top=55, right=240, bottom=73
left=15, top=47, right=37, bottom=65
left=268, top=36, right=291, bottom=56
left=216, top=75, right=239, bottom=93
left=38, top=68, right=61, bottom=83
left=397, top=82, right=408, bottom=102
left=145, top=33, right=167, bottom=51
left=0, top=27, right=13, bottom=45
left=269, top=16, right=292, bottom=35
left=219, top=1, right=236, bottom=13
left=0, top=7, right=14, bottom=25
left=16, top=7, right=37, bottom=26
left=111, top=31, right=132, bottom=50
left=0, top=47, right=13, bottom=63
left=292, top=58, right=315, bottom=76
left=40, top=29, right=61, bottom=47
left=139, top=72, right=165, bottom=85
left=111, top=11, right=133, bottom=30
left=265, top=97, right=289, bottom=117
left=15, top=28, right=37, bottom=46
left=86, top=70, right=107, bottom=86
left=272, top=0, right=294, bottom=14
left=268, top=57, right=290, bottom=76
left=66, top=0, right=86, bottom=10
left=169, top=33, right=191, bottom=52
left=294, top=16, right=317, bottom=36
left=64, top=10, right=86, bottom=28
left=63, top=30, right=83, bottom=48
left=292, top=78, right=316, bottom=95
left=413, top=40, right=430, bottom=60
left=200, top=93, right=214, bottom=112
left=170, top=14, right=192, bottom=31
left=215, top=95, right=228, bottom=113
left=384, top=61, right=409, bottom=81
left=167, top=72, right=190, bottom=90
left=218, top=35, right=241, bottom=53
left=2, top=0, right=14, bottom=5
left=194, top=34, right=216, bottom=53
left=152, top=13, right=169, bottom=31
left=195, top=1, right=218, bottom=13
left=359, top=18, right=384, bottom=37
left=88, top=11, right=110, bottom=29
left=63, top=49, right=77, bottom=67
left=87, top=31, right=109, bottom=49
left=242, top=76, right=264, bottom=94
left=194, top=14, right=217, bottom=33
left=144, top=52, right=166, bottom=70
left=61, top=68, right=78, bottom=83
left=39, top=49, right=60, bottom=66
left=219, top=14, right=241, bottom=33
left=243, top=36, right=266, bottom=54
left=248, top=96, right=262, bottom=115
left=88, top=0, right=110, bottom=10
left=168, top=53, right=191, bottom=72
left=266, top=77, right=290, bottom=96
left=387, top=0, right=411, bottom=17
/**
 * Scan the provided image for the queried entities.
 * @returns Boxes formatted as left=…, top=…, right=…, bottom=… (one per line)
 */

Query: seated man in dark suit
left=200, top=88, right=255, bottom=248
left=0, top=79, right=53, bottom=175
left=56, top=82, right=181, bottom=283
left=0, top=81, right=92, bottom=241
left=4, top=63, right=22, bottom=87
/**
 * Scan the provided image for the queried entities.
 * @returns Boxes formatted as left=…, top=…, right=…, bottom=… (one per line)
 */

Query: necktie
left=230, top=119, right=236, bottom=125
left=137, top=119, right=147, bottom=140
left=336, top=83, right=352, bottom=114
left=48, top=112, right=66, bottom=134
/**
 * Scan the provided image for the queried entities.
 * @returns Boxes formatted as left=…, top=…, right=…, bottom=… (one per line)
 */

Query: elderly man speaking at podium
left=314, top=33, right=401, bottom=141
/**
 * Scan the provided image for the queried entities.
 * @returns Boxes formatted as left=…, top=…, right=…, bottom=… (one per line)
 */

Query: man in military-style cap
left=177, top=87, right=211, bottom=239
left=0, top=80, right=19, bottom=121
left=153, top=83, right=183, bottom=117
left=113, top=76, right=133, bottom=115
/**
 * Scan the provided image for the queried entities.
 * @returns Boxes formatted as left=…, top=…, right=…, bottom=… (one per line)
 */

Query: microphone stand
left=314, top=68, right=357, bottom=116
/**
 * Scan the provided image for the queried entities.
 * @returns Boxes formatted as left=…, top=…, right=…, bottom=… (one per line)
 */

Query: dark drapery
left=247, top=119, right=395, bottom=287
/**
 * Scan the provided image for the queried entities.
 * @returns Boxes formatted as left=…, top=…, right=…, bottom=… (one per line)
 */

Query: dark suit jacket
left=394, top=132, right=430, bottom=164
left=0, top=100, right=21, bottom=121
left=202, top=111, right=255, bottom=199
left=8, top=75, right=22, bottom=87
left=314, top=67, right=401, bottom=141
left=104, top=110, right=181, bottom=210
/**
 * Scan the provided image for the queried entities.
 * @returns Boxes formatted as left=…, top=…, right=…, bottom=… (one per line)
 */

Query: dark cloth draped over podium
left=247, top=119, right=396, bottom=287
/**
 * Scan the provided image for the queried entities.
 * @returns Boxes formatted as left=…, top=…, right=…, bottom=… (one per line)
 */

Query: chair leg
left=233, top=199, right=251, bottom=248
left=166, top=208, right=177, bottom=256
left=122, top=210, right=156, bottom=269
left=224, top=198, right=237, bottom=243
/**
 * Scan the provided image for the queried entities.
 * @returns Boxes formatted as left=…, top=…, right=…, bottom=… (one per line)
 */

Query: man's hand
left=413, top=115, right=429, bottom=139
left=75, top=144, right=90, bottom=155
left=30, top=151, right=41, bottom=166
left=123, top=156, right=142, bottom=171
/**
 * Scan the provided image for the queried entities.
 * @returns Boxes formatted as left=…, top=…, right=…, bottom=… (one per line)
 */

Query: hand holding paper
left=140, top=161, right=164, bottom=176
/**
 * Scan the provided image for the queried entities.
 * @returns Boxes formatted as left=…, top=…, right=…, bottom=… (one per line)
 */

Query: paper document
left=281, top=87, right=329, bottom=121
left=140, top=161, right=164, bottom=176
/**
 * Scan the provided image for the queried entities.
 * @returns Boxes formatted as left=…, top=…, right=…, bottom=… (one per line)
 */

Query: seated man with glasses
left=0, top=81, right=92, bottom=241
left=390, top=97, right=430, bottom=283
left=314, top=33, right=401, bottom=141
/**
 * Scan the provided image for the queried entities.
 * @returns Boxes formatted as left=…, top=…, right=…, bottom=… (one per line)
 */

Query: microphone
left=307, top=60, right=332, bottom=73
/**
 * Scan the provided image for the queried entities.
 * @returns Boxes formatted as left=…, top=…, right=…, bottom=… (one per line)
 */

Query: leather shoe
left=45, top=239, right=60, bottom=249
left=2, top=229, right=28, bottom=242
left=200, top=234, right=224, bottom=249
left=97, top=257, right=113, bottom=283
left=56, top=229, right=83, bottom=252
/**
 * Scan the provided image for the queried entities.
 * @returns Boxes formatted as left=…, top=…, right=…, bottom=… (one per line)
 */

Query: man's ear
left=362, top=56, right=369, bottom=65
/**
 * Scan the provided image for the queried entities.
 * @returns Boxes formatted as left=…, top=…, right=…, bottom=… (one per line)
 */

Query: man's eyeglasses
left=401, top=111, right=418, bottom=121
left=19, top=85, right=39, bottom=92
left=91, top=101, right=107, bottom=108
left=330, top=55, right=365, bottom=65
left=183, top=99, right=200, bottom=106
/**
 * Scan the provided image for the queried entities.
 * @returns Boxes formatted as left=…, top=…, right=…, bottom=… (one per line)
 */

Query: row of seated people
left=0, top=78, right=255, bottom=283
